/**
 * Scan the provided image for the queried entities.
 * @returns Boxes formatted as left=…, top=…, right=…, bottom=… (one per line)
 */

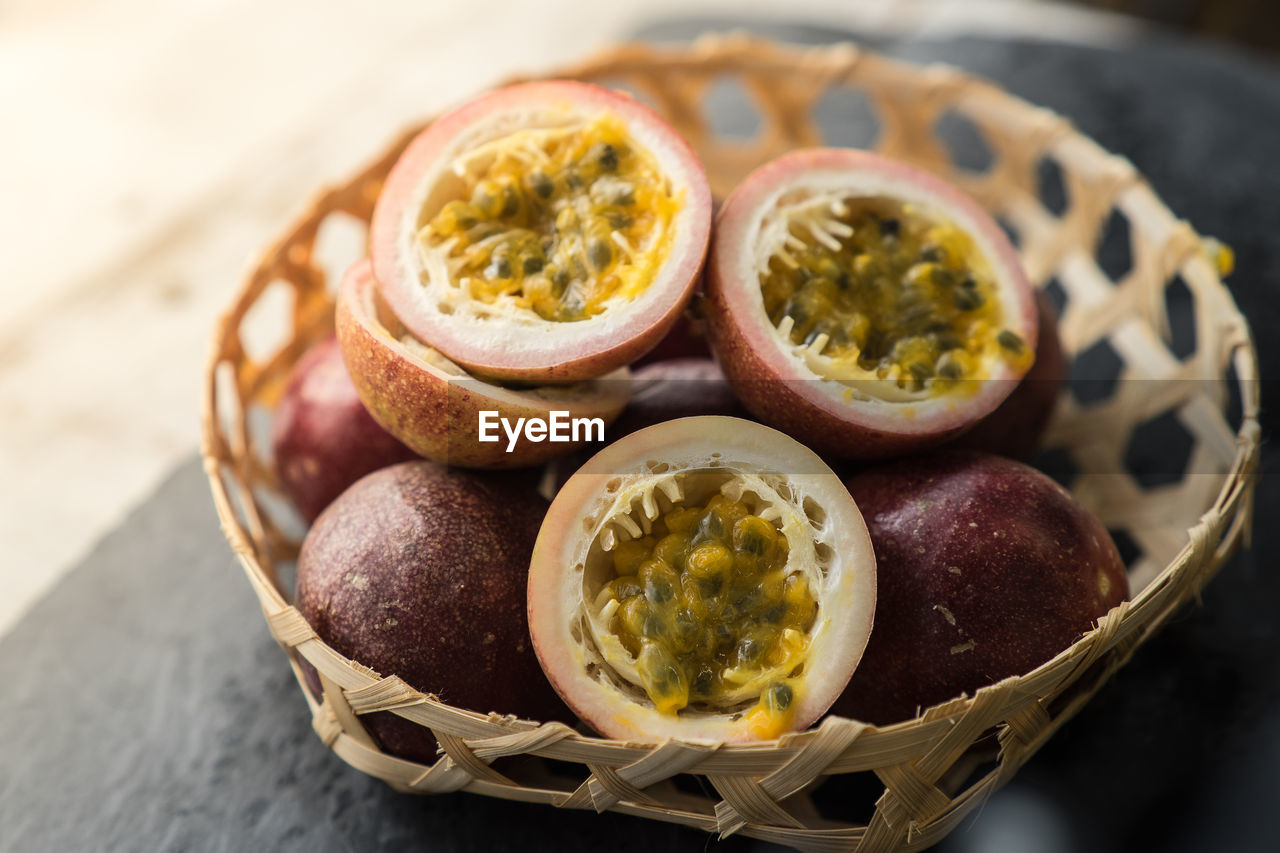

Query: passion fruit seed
left=598, top=494, right=817, bottom=727
left=761, top=200, right=1031, bottom=391
left=420, top=115, right=681, bottom=322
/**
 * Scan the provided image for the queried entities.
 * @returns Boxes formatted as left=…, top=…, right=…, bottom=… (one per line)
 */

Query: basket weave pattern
left=201, top=37, right=1260, bottom=852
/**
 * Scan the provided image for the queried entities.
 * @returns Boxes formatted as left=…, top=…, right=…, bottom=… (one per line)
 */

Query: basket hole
left=1036, top=154, right=1069, bottom=217
left=934, top=109, right=994, bottom=174
left=1224, top=359, right=1244, bottom=434
left=1123, top=408, right=1195, bottom=488
left=670, top=772, right=713, bottom=799
left=1107, top=527, right=1144, bottom=568
left=995, top=215, right=1021, bottom=251
left=1042, top=275, right=1069, bottom=317
left=813, top=86, right=880, bottom=150
left=314, top=212, right=368, bottom=293
left=213, top=361, right=244, bottom=446
left=1032, top=446, right=1080, bottom=491
left=1069, top=338, right=1123, bottom=405
left=703, top=75, right=763, bottom=141
left=809, top=770, right=884, bottom=825
left=1163, top=273, right=1197, bottom=361
left=240, top=279, right=296, bottom=365
left=596, top=76, right=660, bottom=111
left=1095, top=207, right=1134, bottom=283
left=946, top=752, right=1001, bottom=798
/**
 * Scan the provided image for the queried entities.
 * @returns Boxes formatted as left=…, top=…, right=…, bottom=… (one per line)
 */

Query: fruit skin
left=705, top=148, right=1038, bottom=459
left=371, top=80, right=713, bottom=384
left=296, top=460, right=569, bottom=763
left=613, top=358, right=751, bottom=436
left=337, top=259, right=630, bottom=469
left=950, top=290, right=1065, bottom=460
left=271, top=336, right=420, bottom=522
left=528, top=416, right=877, bottom=742
left=832, top=451, right=1127, bottom=726
left=632, top=310, right=712, bottom=367
left=542, top=358, right=752, bottom=496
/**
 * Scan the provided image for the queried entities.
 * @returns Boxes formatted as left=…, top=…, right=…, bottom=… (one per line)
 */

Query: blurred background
left=1, top=1, right=1277, bottom=850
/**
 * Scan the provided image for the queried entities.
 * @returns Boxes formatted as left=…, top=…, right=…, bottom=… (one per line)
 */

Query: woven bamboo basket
left=201, top=35, right=1260, bottom=852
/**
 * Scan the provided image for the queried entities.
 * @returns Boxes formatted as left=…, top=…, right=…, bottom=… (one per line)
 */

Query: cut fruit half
left=527, top=416, right=876, bottom=742
left=371, top=81, right=712, bottom=384
left=337, top=260, right=630, bottom=469
left=705, top=148, right=1038, bottom=458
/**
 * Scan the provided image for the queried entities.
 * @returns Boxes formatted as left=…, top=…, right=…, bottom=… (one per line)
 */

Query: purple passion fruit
left=297, top=461, right=568, bottom=763
left=528, top=416, right=876, bottom=742
left=633, top=310, right=712, bottom=367
left=612, top=358, right=750, bottom=437
left=337, top=259, right=630, bottom=468
left=705, top=148, right=1038, bottom=459
left=832, top=451, right=1128, bottom=726
left=370, top=81, right=712, bottom=384
left=271, top=335, right=419, bottom=521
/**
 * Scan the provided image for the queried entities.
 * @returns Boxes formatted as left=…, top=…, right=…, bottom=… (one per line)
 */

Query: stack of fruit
left=276, top=81, right=1127, bottom=757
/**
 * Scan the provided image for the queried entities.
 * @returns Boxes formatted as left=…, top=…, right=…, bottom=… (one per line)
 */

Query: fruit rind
left=371, top=80, right=713, bottom=383
left=337, top=259, right=630, bottom=468
left=833, top=451, right=1128, bottom=725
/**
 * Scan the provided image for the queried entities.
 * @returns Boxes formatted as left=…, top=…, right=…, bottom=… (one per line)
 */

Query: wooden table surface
left=0, top=0, right=1135, bottom=636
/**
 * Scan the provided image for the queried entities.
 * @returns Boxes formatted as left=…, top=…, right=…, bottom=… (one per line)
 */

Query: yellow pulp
left=420, top=114, right=682, bottom=321
left=761, top=201, right=1031, bottom=391
left=598, top=494, right=817, bottom=734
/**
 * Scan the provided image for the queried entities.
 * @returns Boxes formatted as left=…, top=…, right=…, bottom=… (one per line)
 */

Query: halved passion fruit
left=337, top=260, right=629, bottom=468
left=528, top=416, right=876, bottom=742
left=371, top=81, right=712, bottom=384
left=705, top=149, right=1038, bottom=458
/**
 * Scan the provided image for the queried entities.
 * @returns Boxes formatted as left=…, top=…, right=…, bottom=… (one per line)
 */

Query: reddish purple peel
left=832, top=451, right=1128, bottom=726
left=297, top=461, right=570, bottom=763
left=271, top=335, right=419, bottom=521
left=336, top=260, right=629, bottom=469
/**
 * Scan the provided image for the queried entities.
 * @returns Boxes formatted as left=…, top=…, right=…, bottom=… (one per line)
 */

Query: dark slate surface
left=4, top=22, right=1280, bottom=853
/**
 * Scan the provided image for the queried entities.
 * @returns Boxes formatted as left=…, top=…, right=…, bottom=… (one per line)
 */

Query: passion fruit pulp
left=297, top=461, right=569, bottom=763
left=528, top=416, right=876, bottom=742
left=832, top=451, right=1128, bottom=725
left=337, top=259, right=630, bottom=469
left=371, top=81, right=712, bottom=384
left=706, top=148, right=1038, bottom=458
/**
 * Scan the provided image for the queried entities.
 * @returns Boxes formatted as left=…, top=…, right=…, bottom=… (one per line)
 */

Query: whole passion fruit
left=528, top=416, right=876, bottom=742
left=832, top=451, right=1128, bottom=726
left=338, top=259, right=629, bottom=468
left=297, top=461, right=568, bottom=763
left=371, top=81, right=713, bottom=384
left=271, top=335, right=419, bottom=521
left=705, top=148, right=1038, bottom=459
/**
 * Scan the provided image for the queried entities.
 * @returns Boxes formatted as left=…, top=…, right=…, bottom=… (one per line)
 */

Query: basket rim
left=200, top=33, right=1262, bottom=760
